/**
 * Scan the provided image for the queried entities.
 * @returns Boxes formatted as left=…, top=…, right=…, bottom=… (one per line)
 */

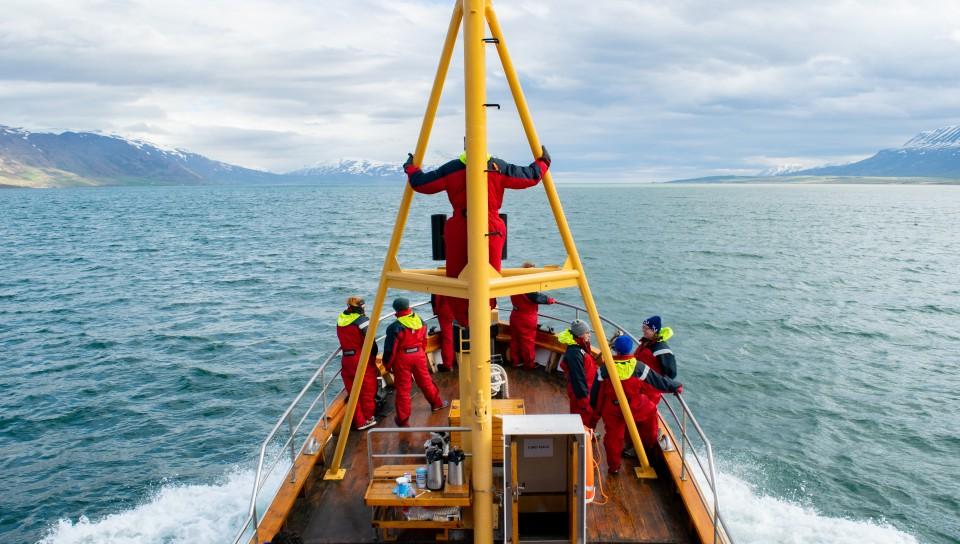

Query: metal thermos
left=426, top=447, right=445, bottom=491
left=447, top=447, right=465, bottom=486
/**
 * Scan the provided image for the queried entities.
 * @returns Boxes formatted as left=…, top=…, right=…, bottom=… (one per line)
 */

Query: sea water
left=1, top=184, right=958, bottom=543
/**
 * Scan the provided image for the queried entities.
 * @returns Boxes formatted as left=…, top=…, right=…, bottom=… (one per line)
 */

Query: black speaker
left=431, top=214, right=447, bottom=261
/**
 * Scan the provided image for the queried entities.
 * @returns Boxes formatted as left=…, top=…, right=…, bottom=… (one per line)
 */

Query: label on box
left=522, top=438, right=553, bottom=458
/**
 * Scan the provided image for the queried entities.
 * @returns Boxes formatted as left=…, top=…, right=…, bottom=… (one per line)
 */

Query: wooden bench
left=364, top=464, right=471, bottom=541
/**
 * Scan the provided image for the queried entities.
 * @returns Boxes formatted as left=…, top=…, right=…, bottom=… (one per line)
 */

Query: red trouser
left=603, top=397, right=659, bottom=472
left=435, top=297, right=456, bottom=369
left=341, top=355, right=378, bottom=428
left=444, top=213, right=505, bottom=325
left=566, top=383, right=594, bottom=427
left=509, top=309, right=539, bottom=369
left=392, top=349, right=443, bottom=425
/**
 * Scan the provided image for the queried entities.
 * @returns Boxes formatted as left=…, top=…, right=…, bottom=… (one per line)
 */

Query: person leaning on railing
left=509, top=261, right=557, bottom=370
left=589, top=335, right=682, bottom=474
left=630, top=315, right=678, bottom=453
left=336, top=296, right=379, bottom=431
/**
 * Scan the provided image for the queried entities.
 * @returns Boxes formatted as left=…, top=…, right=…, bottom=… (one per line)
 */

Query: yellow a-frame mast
left=324, top=1, right=658, bottom=542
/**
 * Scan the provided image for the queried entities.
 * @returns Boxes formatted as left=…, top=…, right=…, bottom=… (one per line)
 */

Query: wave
left=38, top=464, right=920, bottom=544
left=709, top=471, right=919, bottom=544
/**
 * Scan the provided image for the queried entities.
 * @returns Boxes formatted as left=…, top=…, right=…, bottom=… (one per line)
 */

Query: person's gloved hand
left=403, top=153, right=419, bottom=175
left=675, top=384, right=683, bottom=395
left=539, top=145, right=551, bottom=167
left=547, top=297, right=557, bottom=305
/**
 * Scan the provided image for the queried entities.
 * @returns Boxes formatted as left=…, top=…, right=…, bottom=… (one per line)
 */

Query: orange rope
left=590, top=430, right=610, bottom=505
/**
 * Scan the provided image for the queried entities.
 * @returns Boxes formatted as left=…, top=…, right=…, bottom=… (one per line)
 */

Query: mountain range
left=0, top=126, right=405, bottom=188
left=3, top=123, right=960, bottom=188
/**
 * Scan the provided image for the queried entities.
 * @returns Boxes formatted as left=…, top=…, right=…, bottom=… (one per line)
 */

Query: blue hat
left=613, top=335, right=634, bottom=355
left=643, top=315, right=662, bottom=333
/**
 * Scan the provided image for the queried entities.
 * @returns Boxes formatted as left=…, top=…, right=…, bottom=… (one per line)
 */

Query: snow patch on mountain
left=286, top=159, right=403, bottom=178
left=901, top=125, right=960, bottom=150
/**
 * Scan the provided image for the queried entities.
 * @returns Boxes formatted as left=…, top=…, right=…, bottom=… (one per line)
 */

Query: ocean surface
left=1, top=183, right=958, bottom=544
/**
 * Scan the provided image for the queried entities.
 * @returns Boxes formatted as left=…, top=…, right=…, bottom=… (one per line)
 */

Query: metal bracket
left=483, top=103, right=501, bottom=109
left=482, top=37, right=499, bottom=43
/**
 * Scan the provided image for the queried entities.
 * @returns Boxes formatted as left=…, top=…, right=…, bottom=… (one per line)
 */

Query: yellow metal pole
left=485, top=1, right=656, bottom=478
left=464, top=0, right=494, bottom=540
left=324, top=1, right=463, bottom=480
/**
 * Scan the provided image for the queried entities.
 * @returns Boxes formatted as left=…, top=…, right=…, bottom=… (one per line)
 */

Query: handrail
left=499, top=300, right=736, bottom=544
left=232, top=301, right=436, bottom=544
left=234, top=298, right=734, bottom=544
left=366, top=426, right=472, bottom=476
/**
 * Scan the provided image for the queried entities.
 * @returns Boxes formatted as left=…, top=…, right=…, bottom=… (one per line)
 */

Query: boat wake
left=39, top=465, right=919, bottom=544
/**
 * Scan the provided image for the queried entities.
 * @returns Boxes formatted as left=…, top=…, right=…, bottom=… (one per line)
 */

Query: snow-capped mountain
left=285, top=159, right=403, bottom=180
left=781, top=125, right=960, bottom=178
left=757, top=164, right=806, bottom=176
left=0, top=125, right=281, bottom=188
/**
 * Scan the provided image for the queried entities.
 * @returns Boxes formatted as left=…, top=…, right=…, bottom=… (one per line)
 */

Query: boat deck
left=285, top=365, right=694, bottom=543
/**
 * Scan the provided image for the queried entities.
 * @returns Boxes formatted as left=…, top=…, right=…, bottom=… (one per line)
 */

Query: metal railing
left=366, top=426, right=472, bottom=476
left=503, top=300, right=736, bottom=544
left=233, top=298, right=734, bottom=544
left=232, top=301, right=437, bottom=544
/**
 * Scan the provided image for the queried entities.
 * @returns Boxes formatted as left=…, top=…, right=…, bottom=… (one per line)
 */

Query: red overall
left=509, top=293, right=553, bottom=369
left=558, top=331, right=597, bottom=426
left=590, top=357, right=659, bottom=473
left=385, top=312, right=443, bottom=426
left=432, top=295, right=456, bottom=370
left=407, top=156, right=548, bottom=324
left=336, top=313, right=378, bottom=429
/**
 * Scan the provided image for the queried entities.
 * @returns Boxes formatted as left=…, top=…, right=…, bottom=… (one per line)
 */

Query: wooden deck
left=284, top=364, right=695, bottom=543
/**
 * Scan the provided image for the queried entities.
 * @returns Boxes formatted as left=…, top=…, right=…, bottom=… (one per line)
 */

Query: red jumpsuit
left=383, top=310, right=443, bottom=426
left=634, top=337, right=677, bottom=443
left=406, top=155, right=548, bottom=324
left=557, top=330, right=597, bottom=426
left=509, top=292, right=554, bottom=369
left=589, top=357, right=657, bottom=473
left=336, top=312, right=379, bottom=429
left=431, top=294, right=456, bottom=370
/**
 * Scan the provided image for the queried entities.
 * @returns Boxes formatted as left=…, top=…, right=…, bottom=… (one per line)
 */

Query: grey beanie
left=393, top=297, right=410, bottom=312
left=570, top=319, right=590, bottom=337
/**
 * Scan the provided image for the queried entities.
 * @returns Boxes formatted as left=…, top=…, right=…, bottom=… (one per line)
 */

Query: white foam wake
left=711, top=471, right=919, bottom=544
left=39, top=466, right=920, bottom=544
left=39, top=469, right=255, bottom=544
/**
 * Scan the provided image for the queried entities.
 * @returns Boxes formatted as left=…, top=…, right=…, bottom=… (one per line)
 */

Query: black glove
left=539, top=145, right=551, bottom=167
left=403, top=153, right=416, bottom=173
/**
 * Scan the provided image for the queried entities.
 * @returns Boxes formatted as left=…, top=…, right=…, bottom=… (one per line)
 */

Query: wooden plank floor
left=286, top=365, right=694, bottom=543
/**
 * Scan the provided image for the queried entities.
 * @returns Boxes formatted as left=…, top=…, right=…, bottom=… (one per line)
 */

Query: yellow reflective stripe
left=338, top=312, right=362, bottom=327
left=397, top=313, right=423, bottom=330
left=659, top=327, right=674, bottom=342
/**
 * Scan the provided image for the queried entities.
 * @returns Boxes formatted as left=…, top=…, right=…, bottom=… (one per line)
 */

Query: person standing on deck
left=509, top=262, right=556, bottom=369
left=589, top=336, right=682, bottom=474
left=383, top=297, right=449, bottom=427
left=336, top=296, right=379, bottom=431
left=403, top=147, right=551, bottom=324
left=557, top=319, right=597, bottom=426
left=631, top=315, right=678, bottom=452
left=430, top=294, right=456, bottom=372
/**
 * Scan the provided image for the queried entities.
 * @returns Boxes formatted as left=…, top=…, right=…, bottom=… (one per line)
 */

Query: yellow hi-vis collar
left=658, top=327, right=674, bottom=342
left=459, top=151, right=492, bottom=165
left=613, top=357, right=639, bottom=381
left=557, top=329, right=577, bottom=345
left=397, top=313, right=423, bottom=330
left=338, top=312, right=362, bottom=327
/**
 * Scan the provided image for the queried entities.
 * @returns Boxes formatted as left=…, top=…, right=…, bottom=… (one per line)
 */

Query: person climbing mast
left=403, top=147, right=551, bottom=324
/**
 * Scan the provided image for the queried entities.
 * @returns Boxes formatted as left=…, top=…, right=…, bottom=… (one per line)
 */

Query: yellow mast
left=462, top=0, right=494, bottom=539
left=325, top=0, right=659, bottom=541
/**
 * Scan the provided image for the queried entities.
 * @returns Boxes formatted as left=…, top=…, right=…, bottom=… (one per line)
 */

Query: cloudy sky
left=3, top=0, right=960, bottom=180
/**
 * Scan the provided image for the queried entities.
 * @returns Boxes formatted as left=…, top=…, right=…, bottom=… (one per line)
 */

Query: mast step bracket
left=634, top=465, right=658, bottom=480
left=323, top=468, right=347, bottom=481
